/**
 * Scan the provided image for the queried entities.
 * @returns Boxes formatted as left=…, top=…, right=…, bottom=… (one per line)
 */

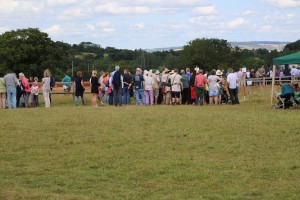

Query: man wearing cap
left=132, top=68, right=146, bottom=106
left=151, top=70, right=160, bottom=105
left=3, top=70, right=19, bottom=109
left=161, top=68, right=171, bottom=105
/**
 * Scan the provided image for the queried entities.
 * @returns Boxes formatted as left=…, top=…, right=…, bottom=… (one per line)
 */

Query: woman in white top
left=143, top=70, right=154, bottom=105
left=41, top=69, right=51, bottom=108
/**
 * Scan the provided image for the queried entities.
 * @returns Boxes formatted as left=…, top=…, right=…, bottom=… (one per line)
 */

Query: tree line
left=0, top=28, right=299, bottom=80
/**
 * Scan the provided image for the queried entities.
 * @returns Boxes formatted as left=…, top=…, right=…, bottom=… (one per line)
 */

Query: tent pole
left=271, top=64, right=276, bottom=107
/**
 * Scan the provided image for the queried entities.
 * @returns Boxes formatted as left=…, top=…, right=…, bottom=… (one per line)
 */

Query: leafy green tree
left=284, top=40, right=300, bottom=51
left=180, top=38, right=232, bottom=71
left=0, top=28, right=69, bottom=78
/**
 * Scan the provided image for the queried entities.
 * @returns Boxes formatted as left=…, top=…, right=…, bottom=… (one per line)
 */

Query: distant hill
left=145, top=41, right=289, bottom=52
left=230, top=41, right=288, bottom=51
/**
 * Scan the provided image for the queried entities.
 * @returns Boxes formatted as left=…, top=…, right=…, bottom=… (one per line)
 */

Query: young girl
left=34, top=77, right=39, bottom=107
left=31, top=81, right=39, bottom=107
left=90, top=70, right=100, bottom=107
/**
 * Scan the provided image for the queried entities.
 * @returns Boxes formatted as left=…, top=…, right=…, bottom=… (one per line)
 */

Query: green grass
left=1, top=86, right=300, bottom=199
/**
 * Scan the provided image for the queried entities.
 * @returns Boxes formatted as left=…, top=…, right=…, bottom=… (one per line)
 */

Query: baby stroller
left=273, top=84, right=300, bottom=109
left=220, top=84, right=230, bottom=104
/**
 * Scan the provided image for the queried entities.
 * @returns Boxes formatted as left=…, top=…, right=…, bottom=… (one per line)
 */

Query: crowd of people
left=71, top=66, right=241, bottom=107
left=3, top=65, right=298, bottom=109
left=0, top=69, right=55, bottom=109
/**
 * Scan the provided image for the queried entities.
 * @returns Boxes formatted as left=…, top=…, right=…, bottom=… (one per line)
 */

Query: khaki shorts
left=238, top=78, right=246, bottom=87
left=154, top=89, right=159, bottom=97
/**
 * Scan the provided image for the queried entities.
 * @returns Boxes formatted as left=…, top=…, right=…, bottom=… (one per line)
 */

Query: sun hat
left=163, top=68, right=170, bottom=73
left=155, top=70, right=160, bottom=75
left=216, top=70, right=223, bottom=76
left=144, top=70, right=149, bottom=75
left=170, top=70, right=175, bottom=74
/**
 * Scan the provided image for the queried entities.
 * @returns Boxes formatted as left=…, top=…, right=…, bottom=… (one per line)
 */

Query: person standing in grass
left=216, top=70, right=224, bottom=104
left=189, top=69, right=197, bottom=105
left=122, top=69, right=132, bottom=105
left=181, top=69, right=190, bottom=105
left=74, top=71, right=85, bottom=106
left=143, top=70, right=154, bottom=106
left=19, top=73, right=31, bottom=108
left=0, top=73, right=6, bottom=109
left=3, top=70, right=19, bottom=109
left=194, top=69, right=208, bottom=106
left=110, top=66, right=123, bottom=107
left=151, top=70, right=160, bottom=105
left=41, top=69, right=51, bottom=108
left=161, top=68, right=171, bottom=105
left=90, top=70, right=100, bottom=107
left=227, top=68, right=239, bottom=105
left=132, top=68, right=146, bottom=106
left=169, top=69, right=183, bottom=105
left=208, top=69, right=222, bottom=105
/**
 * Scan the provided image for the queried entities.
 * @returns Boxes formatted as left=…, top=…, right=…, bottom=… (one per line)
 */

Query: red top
left=21, top=78, right=31, bottom=93
left=194, top=74, right=207, bottom=88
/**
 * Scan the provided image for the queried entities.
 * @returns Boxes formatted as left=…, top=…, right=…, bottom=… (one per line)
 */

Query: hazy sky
left=1, top=0, right=299, bottom=49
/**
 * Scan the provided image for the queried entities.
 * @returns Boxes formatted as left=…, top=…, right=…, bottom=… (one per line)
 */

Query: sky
left=0, top=0, right=300, bottom=49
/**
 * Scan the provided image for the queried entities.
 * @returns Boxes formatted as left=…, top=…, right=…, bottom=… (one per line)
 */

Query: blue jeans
left=135, top=89, right=146, bottom=106
left=195, top=96, right=204, bottom=106
left=7, top=86, right=17, bottom=109
left=123, top=87, right=131, bottom=105
left=75, top=95, right=85, bottom=105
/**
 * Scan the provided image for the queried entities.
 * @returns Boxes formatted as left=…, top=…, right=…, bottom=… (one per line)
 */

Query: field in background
left=1, top=85, right=300, bottom=199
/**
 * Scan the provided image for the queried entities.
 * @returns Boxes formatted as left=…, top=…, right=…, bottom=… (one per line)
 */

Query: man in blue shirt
left=132, top=68, right=146, bottom=106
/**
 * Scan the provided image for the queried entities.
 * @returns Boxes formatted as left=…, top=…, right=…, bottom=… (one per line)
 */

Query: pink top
left=21, top=78, right=31, bottom=93
left=194, top=74, right=207, bottom=88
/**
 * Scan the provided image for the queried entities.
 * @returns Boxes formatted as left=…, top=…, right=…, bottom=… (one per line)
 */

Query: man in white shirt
left=227, top=68, right=239, bottom=105
left=291, top=66, right=298, bottom=83
left=169, top=69, right=183, bottom=105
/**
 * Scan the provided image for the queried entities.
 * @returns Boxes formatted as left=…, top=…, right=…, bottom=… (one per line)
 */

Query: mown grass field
left=1, top=86, right=300, bottom=199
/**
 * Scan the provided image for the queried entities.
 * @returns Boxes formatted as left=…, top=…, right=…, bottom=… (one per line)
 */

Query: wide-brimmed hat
left=216, top=70, right=223, bottom=76
left=170, top=70, right=175, bottom=74
left=155, top=70, right=160, bottom=75
left=144, top=70, right=149, bottom=75
left=163, top=68, right=170, bottom=73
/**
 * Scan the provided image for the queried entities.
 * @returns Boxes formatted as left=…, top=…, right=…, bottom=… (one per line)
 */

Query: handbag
left=162, top=86, right=166, bottom=94
left=106, top=87, right=112, bottom=94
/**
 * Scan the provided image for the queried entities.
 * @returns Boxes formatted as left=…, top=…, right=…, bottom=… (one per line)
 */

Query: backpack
left=112, top=70, right=121, bottom=88
left=50, top=77, right=56, bottom=88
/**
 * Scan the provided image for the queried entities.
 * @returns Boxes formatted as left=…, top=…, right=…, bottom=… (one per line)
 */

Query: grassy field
left=1, top=86, right=300, bottom=199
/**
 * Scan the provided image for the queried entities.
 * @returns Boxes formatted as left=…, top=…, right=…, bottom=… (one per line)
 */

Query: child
left=32, top=79, right=39, bottom=107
